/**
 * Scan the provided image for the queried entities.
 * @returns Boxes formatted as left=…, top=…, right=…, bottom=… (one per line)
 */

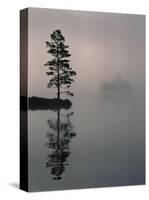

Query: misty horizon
left=21, top=8, right=145, bottom=191
left=24, top=8, right=145, bottom=99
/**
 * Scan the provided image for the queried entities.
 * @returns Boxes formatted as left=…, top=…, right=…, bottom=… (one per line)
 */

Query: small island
left=20, top=96, right=72, bottom=111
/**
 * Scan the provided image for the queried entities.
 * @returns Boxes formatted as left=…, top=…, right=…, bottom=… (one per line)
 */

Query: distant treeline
left=20, top=96, right=72, bottom=111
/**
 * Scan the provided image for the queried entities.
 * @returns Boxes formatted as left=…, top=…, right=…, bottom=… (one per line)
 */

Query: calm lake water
left=28, top=92, right=145, bottom=191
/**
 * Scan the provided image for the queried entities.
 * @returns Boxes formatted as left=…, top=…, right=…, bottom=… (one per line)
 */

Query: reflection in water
left=28, top=93, right=145, bottom=190
left=46, top=110, right=76, bottom=180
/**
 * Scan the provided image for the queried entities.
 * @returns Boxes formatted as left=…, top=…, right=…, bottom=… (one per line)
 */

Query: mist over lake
left=22, top=8, right=145, bottom=191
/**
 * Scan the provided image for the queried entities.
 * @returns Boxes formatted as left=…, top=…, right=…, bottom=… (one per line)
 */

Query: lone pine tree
left=45, top=30, right=77, bottom=102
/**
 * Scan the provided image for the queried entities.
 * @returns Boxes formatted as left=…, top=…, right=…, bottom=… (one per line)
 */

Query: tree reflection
left=46, top=110, right=76, bottom=180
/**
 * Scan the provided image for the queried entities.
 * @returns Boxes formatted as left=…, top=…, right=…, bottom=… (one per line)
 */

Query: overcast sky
left=27, top=8, right=145, bottom=98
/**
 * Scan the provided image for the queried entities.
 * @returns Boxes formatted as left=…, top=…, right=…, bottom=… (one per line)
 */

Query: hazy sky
left=28, top=8, right=145, bottom=98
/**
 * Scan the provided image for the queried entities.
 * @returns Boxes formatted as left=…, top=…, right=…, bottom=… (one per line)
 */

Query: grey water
left=28, top=91, right=145, bottom=191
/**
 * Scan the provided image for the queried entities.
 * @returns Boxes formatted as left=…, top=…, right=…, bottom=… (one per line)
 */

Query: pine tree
left=45, top=30, right=77, bottom=102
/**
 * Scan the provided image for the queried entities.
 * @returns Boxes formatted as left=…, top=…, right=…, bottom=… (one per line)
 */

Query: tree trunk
left=57, top=82, right=60, bottom=101
left=57, top=46, right=60, bottom=105
left=57, top=108, right=60, bottom=150
left=57, top=64, right=60, bottom=105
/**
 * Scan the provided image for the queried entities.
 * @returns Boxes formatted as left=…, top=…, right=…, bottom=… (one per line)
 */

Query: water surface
left=28, top=92, right=145, bottom=191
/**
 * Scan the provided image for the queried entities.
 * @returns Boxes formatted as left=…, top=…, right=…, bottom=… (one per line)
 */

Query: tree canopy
left=45, top=30, right=77, bottom=98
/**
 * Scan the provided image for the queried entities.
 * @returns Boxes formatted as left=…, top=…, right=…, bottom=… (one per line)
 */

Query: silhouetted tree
left=45, top=30, right=77, bottom=102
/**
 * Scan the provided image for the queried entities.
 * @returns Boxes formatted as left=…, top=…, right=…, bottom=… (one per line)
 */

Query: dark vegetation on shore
left=20, top=96, right=72, bottom=111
